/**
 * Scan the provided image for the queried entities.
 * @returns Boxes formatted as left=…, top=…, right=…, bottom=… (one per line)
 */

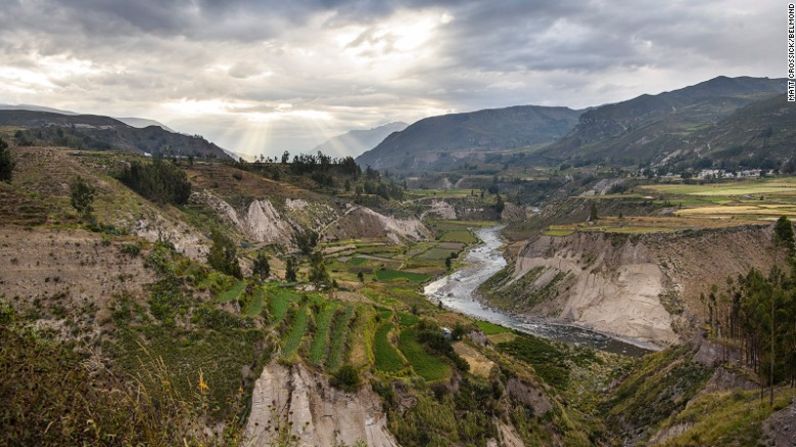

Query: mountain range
left=537, top=76, right=786, bottom=167
left=356, top=105, right=582, bottom=172
left=312, top=122, right=407, bottom=158
left=0, top=104, right=174, bottom=132
left=355, top=76, right=790, bottom=173
left=0, top=110, right=231, bottom=159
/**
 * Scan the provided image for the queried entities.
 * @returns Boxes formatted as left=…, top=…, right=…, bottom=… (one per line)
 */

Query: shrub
left=331, top=364, right=360, bottom=392
left=120, top=243, right=141, bottom=257
left=69, top=176, right=95, bottom=220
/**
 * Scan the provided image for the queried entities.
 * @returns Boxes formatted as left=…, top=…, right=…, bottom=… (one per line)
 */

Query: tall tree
left=285, top=257, right=297, bottom=282
left=252, top=251, right=270, bottom=281
left=774, top=216, right=795, bottom=253
left=0, top=137, right=14, bottom=182
left=207, top=230, right=241, bottom=279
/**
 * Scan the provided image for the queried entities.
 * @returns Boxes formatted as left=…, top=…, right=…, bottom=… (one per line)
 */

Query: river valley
left=424, top=226, right=653, bottom=356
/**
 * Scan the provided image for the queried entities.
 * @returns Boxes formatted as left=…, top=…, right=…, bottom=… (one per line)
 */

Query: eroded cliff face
left=244, top=362, right=399, bottom=447
left=193, top=191, right=429, bottom=248
left=493, top=225, right=779, bottom=348
left=323, top=205, right=431, bottom=244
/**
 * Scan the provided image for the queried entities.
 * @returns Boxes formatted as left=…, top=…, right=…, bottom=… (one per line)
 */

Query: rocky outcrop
left=763, top=399, right=796, bottom=447
left=134, top=211, right=208, bottom=259
left=421, top=200, right=457, bottom=220
left=191, top=191, right=296, bottom=247
left=242, top=199, right=295, bottom=245
left=244, top=362, right=399, bottom=447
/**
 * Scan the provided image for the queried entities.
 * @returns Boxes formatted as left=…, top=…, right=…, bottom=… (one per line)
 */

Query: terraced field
left=269, top=287, right=300, bottom=324
left=373, top=322, right=406, bottom=373
left=326, top=305, right=355, bottom=371
left=281, top=305, right=308, bottom=358
left=217, top=280, right=246, bottom=302
left=308, top=302, right=338, bottom=365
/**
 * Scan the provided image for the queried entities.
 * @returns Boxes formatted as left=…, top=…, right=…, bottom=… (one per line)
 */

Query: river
left=423, top=226, right=652, bottom=356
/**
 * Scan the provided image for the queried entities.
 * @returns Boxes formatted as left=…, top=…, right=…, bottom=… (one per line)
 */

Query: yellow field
left=543, top=216, right=766, bottom=237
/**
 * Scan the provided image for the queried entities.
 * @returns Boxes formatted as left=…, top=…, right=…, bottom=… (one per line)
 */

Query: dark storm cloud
left=0, top=0, right=781, bottom=155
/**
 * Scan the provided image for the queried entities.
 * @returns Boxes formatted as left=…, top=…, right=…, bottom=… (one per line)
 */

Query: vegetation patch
left=374, top=322, right=406, bottom=373
left=217, top=279, right=246, bottom=303
left=398, top=327, right=451, bottom=382
left=281, top=305, right=308, bottom=359
left=326, top=304, right=355, bottom=371
left=498, top=334, right=571, bottom=390
left=375, top=269, right=430, bottom=283
left=439, top=229, right=477, bottom=244
left=475, top=320, right=511, bottom=335
left=308, top=302, right=337, bottom=366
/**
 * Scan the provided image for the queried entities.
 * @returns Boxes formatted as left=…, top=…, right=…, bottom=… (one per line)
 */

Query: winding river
left=423, top=226, right=652, bottom=356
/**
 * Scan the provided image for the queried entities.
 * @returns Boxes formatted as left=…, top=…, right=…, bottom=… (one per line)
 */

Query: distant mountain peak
left=312, top=121, right=408, bottom=158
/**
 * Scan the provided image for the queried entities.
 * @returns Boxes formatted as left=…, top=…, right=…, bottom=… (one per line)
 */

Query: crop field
left=281, top=305, right=308, bottom=358
left=439, top=229, right=477, bottom=244
left=405, top=188, right=473, bottom=199
left=269, top=287, right=300, bottom=324
left=416, top=247, right=458, bottom=261
left=476, top=320, right=511, bottom=335
left=241, top=286, right=265, bottom=317
left=216, top=280, right=246, bottom=303
left=542, top=215, right=768, bottom=237
left=374, top=269, right=430, bottom=283
left=326, top=305, right=355, bottom=370
left=308, top=302, right=338, bottom=365
left=640, top=177, right=796, bottom=197
left=398, top=328, right=451, bottom=382
left=373, top=322, right=406, bottom=373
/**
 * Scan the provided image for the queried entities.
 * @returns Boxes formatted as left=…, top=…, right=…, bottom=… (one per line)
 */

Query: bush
left=117, top=158, right=191, bottom=204
left=331, top=364, right=360, bottom=392
left=120, top=243, right=141, bottom=257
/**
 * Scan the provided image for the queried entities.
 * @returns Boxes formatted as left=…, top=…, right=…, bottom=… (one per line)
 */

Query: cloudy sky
left=0, top=0, right=782, bottom=157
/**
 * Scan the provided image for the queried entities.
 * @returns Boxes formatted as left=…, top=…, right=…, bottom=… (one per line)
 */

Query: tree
left=494, top=193, right=505, bottom=217
left=295, top=230, right=319, bottom=256
left=589, top=202, right=599, bottom=221
left=116, top=158, right=191, bottom=205
left=252, top=251, right=270, bottom=281
left=69, top=176, right=95, bottom=220
left=309, top=253, right=331, bottom=288
left=207, top=230, right=241, bottom=279
left=774, top=216, right=794, bottom=252
left=0, top=137, right=14, bottom=182
left=285, top=257, right=297, bottom=282
left=281, top=151, right=290, bottom=164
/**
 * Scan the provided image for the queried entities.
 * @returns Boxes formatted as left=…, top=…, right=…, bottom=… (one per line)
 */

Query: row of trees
left=116, top=158, right=192, bottom=205
left=706, top=216, right=796, bottom=404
